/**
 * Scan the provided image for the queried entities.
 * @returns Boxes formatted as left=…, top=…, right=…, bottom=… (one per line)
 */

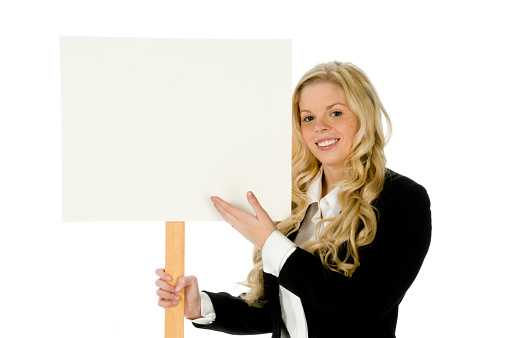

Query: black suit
left=194, top=169, right=432, bottom=337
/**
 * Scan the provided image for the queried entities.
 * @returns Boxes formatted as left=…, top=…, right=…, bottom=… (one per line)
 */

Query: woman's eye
left=331, top=111, right=342, bottom=117
left=302, top=116, right=314, bottom=122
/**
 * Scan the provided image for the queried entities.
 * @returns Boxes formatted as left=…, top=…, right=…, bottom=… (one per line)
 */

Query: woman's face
left=299, top=82, right=359, bottom=176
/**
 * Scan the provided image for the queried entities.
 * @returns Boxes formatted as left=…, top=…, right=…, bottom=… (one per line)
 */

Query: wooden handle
left=165, top=221, right=185, bottom=338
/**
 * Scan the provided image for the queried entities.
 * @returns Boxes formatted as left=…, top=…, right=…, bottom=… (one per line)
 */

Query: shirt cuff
left=189, top=292, right=216, bottom=325
left=262, top=230, right=297, bottom=277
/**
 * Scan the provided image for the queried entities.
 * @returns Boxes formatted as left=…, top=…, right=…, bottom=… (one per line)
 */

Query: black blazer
left=194, top=169, right=432, bottom=337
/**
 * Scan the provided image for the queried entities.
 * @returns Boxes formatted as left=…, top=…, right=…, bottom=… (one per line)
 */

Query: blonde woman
left=155, top=61, right=432, bottom=338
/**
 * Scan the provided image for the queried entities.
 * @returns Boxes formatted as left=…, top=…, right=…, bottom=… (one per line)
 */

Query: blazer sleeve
left=192, top=290, right=273, bottom=335
left=277, top=181, right=432, bottom=333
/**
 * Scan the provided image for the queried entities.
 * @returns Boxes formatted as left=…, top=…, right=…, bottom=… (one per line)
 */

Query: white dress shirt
left=192, top=167, right=341, bottom=337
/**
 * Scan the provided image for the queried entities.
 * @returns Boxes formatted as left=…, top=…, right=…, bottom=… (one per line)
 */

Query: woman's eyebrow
left=326, top=102, right=346, bottom=109
left=300, top=102, right=346, bottom=114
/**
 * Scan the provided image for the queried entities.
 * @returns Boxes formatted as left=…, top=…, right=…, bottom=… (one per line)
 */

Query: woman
left=155, top=61, right=432, bottom=338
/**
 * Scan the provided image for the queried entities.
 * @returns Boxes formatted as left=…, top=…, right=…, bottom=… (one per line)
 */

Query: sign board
left=61, top=37, right=292, bottom=222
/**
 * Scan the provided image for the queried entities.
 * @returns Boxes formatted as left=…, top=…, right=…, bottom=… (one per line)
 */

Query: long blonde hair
left=241, top=61, right=392, bottom=307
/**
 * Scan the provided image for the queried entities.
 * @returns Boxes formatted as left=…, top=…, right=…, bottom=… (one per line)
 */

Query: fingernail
left=165, top=275, right=172, bottom=281
left=175, top=295, right=180, bottom=300
left=173, top=301, right=178, bottom=305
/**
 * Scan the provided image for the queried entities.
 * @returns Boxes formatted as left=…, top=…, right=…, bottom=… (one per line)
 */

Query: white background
left=1, top=1, right=508, bottom=337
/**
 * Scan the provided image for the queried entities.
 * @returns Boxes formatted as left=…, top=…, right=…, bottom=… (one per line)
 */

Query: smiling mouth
left=317, top=139, right=339, bottom=147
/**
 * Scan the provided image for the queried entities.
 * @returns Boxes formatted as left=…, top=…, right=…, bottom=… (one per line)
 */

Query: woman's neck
left=321, top=167, right=344, bottom=197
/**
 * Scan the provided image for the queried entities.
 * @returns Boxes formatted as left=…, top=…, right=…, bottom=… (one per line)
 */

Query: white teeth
left=317, top=139, right=339, bottom=147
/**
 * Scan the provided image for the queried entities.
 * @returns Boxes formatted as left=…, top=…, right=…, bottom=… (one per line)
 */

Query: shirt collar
left=305, top=167, right=342, bottom=219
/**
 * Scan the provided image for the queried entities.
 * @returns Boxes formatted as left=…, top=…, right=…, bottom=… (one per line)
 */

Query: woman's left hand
left=210, top=191, right=276, bottom=249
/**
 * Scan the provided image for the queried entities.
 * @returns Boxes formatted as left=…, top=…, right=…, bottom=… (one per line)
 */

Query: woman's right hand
left=155, top=268, right=203, bottom=320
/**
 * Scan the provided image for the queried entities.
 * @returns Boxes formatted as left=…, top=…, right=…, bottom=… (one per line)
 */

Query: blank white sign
left=61, top=37, right=292, bottom=222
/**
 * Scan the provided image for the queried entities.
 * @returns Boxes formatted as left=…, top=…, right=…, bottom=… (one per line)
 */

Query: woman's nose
left=314, top=117, right=330, bottom=132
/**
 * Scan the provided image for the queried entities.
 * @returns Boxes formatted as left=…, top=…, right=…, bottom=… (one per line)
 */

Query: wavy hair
left=240, top=61, right=392, bottom=307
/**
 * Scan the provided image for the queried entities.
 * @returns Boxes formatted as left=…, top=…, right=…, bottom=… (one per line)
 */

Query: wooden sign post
left=165, top=222, right=186, bottom=337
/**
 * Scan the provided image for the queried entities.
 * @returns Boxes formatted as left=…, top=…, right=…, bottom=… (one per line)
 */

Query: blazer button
left=310, top=334, right=319, bottom=338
